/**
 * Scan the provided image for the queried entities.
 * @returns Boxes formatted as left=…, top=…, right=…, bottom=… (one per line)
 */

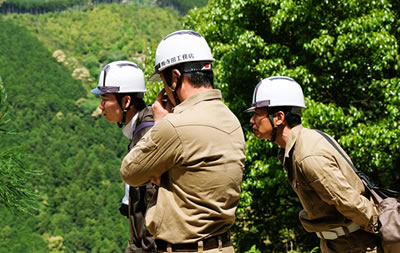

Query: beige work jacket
left=279, top=125, right=378, bottom=233
left=121, top=89, right=245, bottom=244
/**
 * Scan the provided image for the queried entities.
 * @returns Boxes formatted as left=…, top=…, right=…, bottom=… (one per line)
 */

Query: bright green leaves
left=0, top=78, right=10, bottom=134
left=187, top=0, right=400, bottom=251
left=0, top=82, right=40, bottom=215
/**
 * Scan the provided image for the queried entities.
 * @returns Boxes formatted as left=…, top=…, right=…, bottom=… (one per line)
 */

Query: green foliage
left=5, top=3, right=182, bottom=94
left=0, top=0, right=126, bottom=14
left=0, top=2, right=183, bottom=250
left=0, top=78, right=10, bottom=134
left=0, top=210, right=48, bottom=253
left=77, top=97, right=100, bottom=116
left=0, top=80, right=40, bottom=215
left=0, top=15, right=126, bottom=252
left=156, top=0, right=208, bottom=14
left=186, top=0, right=400, bottom=252
left=244, top=245, right=261, bottom=253
left=0, top=146, right=40, bottom=214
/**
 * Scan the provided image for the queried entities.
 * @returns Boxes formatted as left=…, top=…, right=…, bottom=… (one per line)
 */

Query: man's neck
left=178, top=81, right=212, bottom=102
left=124, top=107, right=138, bottom=124
left=275, top=125, right=292, bottom=148
left=122, top=111, right=139, bottom=140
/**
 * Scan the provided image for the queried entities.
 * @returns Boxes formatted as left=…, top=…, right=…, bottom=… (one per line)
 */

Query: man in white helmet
left=247, top=76, right=381, bottom=253
left=120, top=30, right=245, bottom=252
left=91, top=61, right=157, bottom=253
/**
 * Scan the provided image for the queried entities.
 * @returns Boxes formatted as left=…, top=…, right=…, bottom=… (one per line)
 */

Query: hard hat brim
left=90, top=87, right=105, bottom=95
left=245, top=106, right=256, bottom=113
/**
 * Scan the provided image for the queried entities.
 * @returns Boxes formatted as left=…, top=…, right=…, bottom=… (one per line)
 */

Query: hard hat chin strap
left=166, top=74, right=182, bottom=106
left=116, top=95, right=132, bottom=128
left=118, top=108, right=128, bottom=128
left=268, top=114, right=278, bottom=143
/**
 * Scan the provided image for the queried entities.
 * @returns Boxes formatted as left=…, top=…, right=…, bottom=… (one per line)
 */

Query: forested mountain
left=0, top=3, right=181, bottom=252
left=1, top=0, right=124, bottom=14
left=0, top=0, right=207, bottom=14
left=0, top=15, right=127, bottom=252
left=5, top=3, right=182, bottom=90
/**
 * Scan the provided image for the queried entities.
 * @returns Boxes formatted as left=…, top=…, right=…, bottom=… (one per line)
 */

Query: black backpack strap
left=133, top=121, right=154, bottom=137
left=126, top=120, right=157, bottom=250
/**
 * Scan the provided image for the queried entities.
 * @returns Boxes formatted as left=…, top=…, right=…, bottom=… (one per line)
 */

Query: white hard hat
left=91, top=61, right=146, bottom=95
left=246, top=76, right=306, bottom=112
left=149, top=30, right=215, bottom=81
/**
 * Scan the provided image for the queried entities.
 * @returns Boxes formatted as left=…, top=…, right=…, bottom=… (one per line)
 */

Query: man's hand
left=152, top=88, right=173, bottom=122
left=151, top=177, right=161, bottom=186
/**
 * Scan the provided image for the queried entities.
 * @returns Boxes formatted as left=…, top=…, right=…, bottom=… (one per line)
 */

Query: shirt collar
left=122, top=112, right=139, bottom=139
left=283, top=124, right=303, bottom=159
left=173, top=89, right=222, bottom=114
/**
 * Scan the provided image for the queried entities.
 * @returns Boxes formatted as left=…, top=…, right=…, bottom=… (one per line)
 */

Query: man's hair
left=162, top=64, right=214, bottom=88
left=267, top=106, right=302, bottom=128
left=115, top=93, right=146, bottom=111
left=183, top=71, right=214, bottom=88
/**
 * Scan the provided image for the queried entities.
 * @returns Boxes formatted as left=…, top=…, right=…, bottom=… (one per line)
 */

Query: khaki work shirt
left=279, top=125, right=378, bottom=233
left=121, top=89, right=245, bottom=244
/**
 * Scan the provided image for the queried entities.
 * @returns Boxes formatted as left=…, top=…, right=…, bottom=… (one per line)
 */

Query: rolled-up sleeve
left=300, top=155, right=378, bottom=232
left=121, top=118, right=182, bottom=187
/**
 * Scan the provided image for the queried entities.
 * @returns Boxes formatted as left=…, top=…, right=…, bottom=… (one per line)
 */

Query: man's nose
left=99, top=101, right=105, bottom=110
left=250, top=115, right=255, bottom=124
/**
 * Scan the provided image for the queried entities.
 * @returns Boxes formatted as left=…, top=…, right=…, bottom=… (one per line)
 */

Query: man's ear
left=121, top=95, right=131, bottom=110
left=171, top=69, right=182, bottom=89
left=274, top=111, right=286, bottom=126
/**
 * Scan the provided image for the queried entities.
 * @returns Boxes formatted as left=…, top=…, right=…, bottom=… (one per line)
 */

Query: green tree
left=185, top=0, right=400, bottom=252
left=0, top=78, right=39, bottom=214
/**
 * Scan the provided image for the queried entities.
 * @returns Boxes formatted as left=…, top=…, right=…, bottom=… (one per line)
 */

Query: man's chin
left=254, top=131, right=269, bottom=140
left=105, top=117, right=118, bottom=123
left=253, top=131, right=262, bottom=139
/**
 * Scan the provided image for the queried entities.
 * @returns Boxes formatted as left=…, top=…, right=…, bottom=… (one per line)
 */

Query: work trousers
left=157, top=239, right=234, bottom=253
left=157, top=245, right=234, bottom=253
left=320, top=230, right=382, bottom=253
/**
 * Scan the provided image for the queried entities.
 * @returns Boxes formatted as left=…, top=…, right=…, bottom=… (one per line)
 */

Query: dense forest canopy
left=185, top=0, right=400, bottom=252
left=0, top=3, right=181, bottom=252
left=0, top=0, right=207, bottom=14
left=5, top=2, right=182, bottom=117
left=0, top=0, right=399, bottom=252
left=156, top=0, right=208, bottom=14
left=1, top=0, right=123, bottom=14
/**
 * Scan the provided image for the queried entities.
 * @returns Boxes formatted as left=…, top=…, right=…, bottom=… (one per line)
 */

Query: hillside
left=5, top=3, right=182, bottom=89
left=0, top=4, right=181, bottom=251
left=0, top=0, right=206, bottom=15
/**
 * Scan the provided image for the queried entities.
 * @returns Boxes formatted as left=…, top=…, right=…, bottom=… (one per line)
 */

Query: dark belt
left=155, top=232, right=231, bottom=252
